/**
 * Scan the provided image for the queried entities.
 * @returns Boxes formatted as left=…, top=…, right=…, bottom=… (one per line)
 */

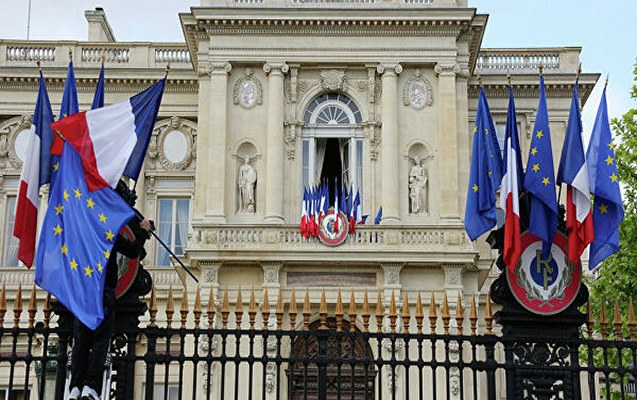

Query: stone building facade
left=0, top=1, right=598, bottom=398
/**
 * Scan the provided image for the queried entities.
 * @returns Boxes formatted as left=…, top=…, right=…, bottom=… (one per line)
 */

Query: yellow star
left=532, top=164, right=540, bottom=172
left=74, top=189, right=82, bottom=199
left=598, top=203, right=608, bottom=214
left=99, top=213, right=107, bottom=223
left=472, top=184, right=479, bottom=193
left=53, top=162, right=60, bottom=172
left=473, top=126, right=477, bottom=133
left=70, top=259, right=78, bottom=270
left=610, top=173, right=618, bottom=183
left=84, top=265, right=94, bottom=278
left=103, top=249, right=111, bottom=259
left=542, top=177, right=551, bottom=186
left=97, top=262, right=103, bottom=272
left=488, top=171, right=493, bottom=177
left=63, top=190, right=69, bottom=201
left=608, top=142, right=615, bottom=150
left=105, top=230, right=115, bottom=242
left=484, top=128, right=489, bottom=135
left=86, top=198, right=95, bottom=209
left=536, top=130, right=544, bottom=139
left=61, top=243, right=68, bottom=256
left=55, top=204, right=64, bottom=215
left=531, top=147, right=538, bottom=156
left=53, top=224, right=62, bottom=236
left=605, top=155, right=614, bottom=166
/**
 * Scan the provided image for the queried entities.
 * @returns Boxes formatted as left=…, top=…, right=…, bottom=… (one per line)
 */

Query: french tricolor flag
left=500, top=87, right=524, bottom=270
left=50, top=79, right=165, bottom=191
left=557, top=82, right=594, bottom=264
left=13, top=73, right=55, bottom=268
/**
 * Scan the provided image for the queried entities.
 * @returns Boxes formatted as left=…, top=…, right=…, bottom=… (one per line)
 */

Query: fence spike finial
left=442, top=292, right=450, bottom=335
left=180, top=287, right=189, bottom=329
left=276, top=288, right=284, bottom=330
left=302, top=288, right=311, bottom=331
left=248, top=287, right=257, bottom=330
left=628, top=297, right=636, bottom=341
left=402, top=291, right=411, bottom=332
left=207, top=286, right=216, bottom=330
left=235, top=286, right=244, bottom=328
left=289, top=288, right=298, bottom=330
left=0, top=284, right=7, bottom=328
left=600, top=300, right=608, bottom=340
left=262, top=288, right=271, bottom=329
left=193, top=286, right=202, bottom=329
left=148, top=285, right=158, bottom=328
left=44, top=293, right=52, bottom=329
left=349, top=289, right=357, bottom=333
left=388, top=290, right=397, bottom=334
left=166, top=285, right=175, bottom=329
left=455, top=291, right=464, bottom=335
left=28, top=285, right=37, bottom=329
left=319, top=288, right=328, bottom=330
left=335, top=289, right=344, bottom=332
left=485, top=291, right=493, bottom=335
left=429, top=292, right=437, bottom=334
left=13, top=284, right=23, bottom=329
left=362, top=290, right=371, bottom=333
left=221, top=286, right=230, bottom=330
left=613, top=297, right=623, bottom=339
left=415, top=292, right=424, bottom=334
left=469, top=293, right=478, bottom=336
left=375, top=290, right=384, bottom=333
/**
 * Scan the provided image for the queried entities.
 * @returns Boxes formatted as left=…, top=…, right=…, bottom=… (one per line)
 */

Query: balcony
left=476, top=47, right=582, bottom=75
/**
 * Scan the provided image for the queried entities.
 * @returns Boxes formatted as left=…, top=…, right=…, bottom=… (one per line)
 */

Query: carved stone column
left=377, top=63, right=402, bottom=224
left=263, top=62, right=289, bottom=223
left=435, top=62, right=460, bottom=220
left=206, top=62, right=232, bottom=222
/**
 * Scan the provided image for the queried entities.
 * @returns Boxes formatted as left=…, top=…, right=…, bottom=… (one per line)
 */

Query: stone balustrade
left=476, top=47, right=581, bottom=74
left=208, top=0, right=458, bottom=6
left=0, top=40, right=191, bottom=69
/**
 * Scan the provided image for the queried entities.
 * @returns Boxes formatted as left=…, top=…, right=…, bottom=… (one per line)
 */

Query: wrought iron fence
left=0, top=285, right=635, bottom=399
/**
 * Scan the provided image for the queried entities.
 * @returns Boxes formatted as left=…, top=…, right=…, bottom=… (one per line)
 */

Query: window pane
left=156, top=199, right=174, bottom=266
left=4, top=197, right=18, bottom=267
left=302, top=140, right=309, bottom=188
left=156, top=199, right=190, bottom=266
left=356, top=139, right=363, bottom=199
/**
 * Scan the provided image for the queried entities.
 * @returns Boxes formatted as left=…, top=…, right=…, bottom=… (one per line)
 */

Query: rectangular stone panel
left=287, top=271, right=376, bottom=287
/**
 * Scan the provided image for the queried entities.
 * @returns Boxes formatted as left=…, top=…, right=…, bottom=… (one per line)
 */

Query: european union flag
left=465, top=87, right=501, bottom=241
left=374, top=206, right=382, bottom=225
left=523, top=76, right=558, bottom=257
left=50, top=60, right=79, bottom=188
left=586, top=87, right=624, bottom=271
left=91, top=63, right=105, bottom=110
left=34, top=145, right=135, bottom=330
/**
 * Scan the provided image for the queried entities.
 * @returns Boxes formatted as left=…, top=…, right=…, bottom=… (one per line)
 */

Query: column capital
left=377, top=63, right=403, bottom=76
left=263, top=62, right=289, bottom=75
left=209, top=61, right=232, bottom=75
left=434, top=62, right=460, bottom=77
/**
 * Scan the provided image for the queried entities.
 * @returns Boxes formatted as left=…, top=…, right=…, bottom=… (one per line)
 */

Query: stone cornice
left=0, top=76, right=198, bottom=93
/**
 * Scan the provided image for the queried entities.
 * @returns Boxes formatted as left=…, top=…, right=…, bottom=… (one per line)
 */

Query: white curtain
left=175, top=199, right=190, bottom=255
left=314, top=138, right=327, bottom=184
left=340, top=139, right=350, bottom=190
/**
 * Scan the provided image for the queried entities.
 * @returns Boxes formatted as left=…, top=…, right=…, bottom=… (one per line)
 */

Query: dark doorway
left=287, top=318, right=376, bottom=400
left=320, top=138, right=342, bottom=205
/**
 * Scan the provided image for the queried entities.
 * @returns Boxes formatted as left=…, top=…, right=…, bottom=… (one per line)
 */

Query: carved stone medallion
left=402, top=70, right=433, bottom=109
left=233, top=69, right=263, bottom=109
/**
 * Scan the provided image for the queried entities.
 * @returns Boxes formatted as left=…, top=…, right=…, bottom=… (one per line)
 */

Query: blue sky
left=1, top=0, right=635, bottom=126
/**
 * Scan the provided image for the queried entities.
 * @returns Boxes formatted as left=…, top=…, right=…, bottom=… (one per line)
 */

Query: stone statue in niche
left=408, top=155, right=431, bottom=214
left=238, top=155, right=257, bottom=213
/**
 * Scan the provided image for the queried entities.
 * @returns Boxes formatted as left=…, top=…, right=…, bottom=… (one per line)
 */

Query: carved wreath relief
left=233, top=69, right=263, bottom=109
left=402, top=70, right=433, bottom=110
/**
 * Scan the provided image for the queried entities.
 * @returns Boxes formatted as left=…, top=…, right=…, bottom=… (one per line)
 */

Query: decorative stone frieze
left=0, top=115, right=32, bottom=171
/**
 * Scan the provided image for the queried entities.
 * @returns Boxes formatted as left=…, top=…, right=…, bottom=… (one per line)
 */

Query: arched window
left=302, top=93, right=364, bottom=206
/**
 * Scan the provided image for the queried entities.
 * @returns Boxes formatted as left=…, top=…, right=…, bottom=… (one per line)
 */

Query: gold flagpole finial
left=68, top=48, right=73, bottom=61
left=539, top=62, right=544, bottom=76
left=477, top=73, right=482, bottom=86
left=36, top=58, right=41, bottom=72
left=506, top=71, right=511, bottom=87
left=164, top=63, right=170, bottom=78
left=101, top=50, right=106, bottom=65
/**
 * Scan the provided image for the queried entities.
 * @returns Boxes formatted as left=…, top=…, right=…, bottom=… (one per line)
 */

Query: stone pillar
left=206, top=62, right=232, bottom=222
left=263, top=62, right=289, bottom=223
left=377, top=63, right=402, bottom=224
left=435, top=62, right=460, bottom=220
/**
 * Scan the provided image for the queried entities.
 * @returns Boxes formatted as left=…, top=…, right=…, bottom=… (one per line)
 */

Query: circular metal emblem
left=115, top=225, right=140, bottom=299
left=507, top=231, right=581, bottom=316
left=318, top=209, right=349, bottom=246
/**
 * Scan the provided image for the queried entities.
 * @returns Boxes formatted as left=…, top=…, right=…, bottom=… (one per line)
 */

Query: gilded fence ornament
left=0, top=285, right=8, bottom=328
left=180, top=288, right=189, bottom=329
left=469, top=293, right=477, bottom=336
left=319, top=289, right=328, bottom=330
left=289, top=288, right=297, bottom=330
left=455, top=292, right=464, bottom=335
left=485, top=292, right=493, bottom=335
left=262, top=289, right=271, bottom=329
left=148, top=286, right=158, bottom=328
left=276, top=289, right=284, bottom=330
left=442, top=292, right=450, bottom=335
left=349, top=290, right=357, bottom=333
left=429, top=292, right=438, bottom=334
left=220, top=288, right=229, bottom=330
left=335, top=289, right=344, bottom=332
left=235, top=287, right=243, bottom=328
left=166, top=286, right=175, bottom=329
left=402, top=292, right=410, bottom=332
left=375, top=291, right=384, bottom=333
left=193, top=287, right=202, bottom=329
left=248, top=288, right=257, bottom=330
left=415, top=292, right=424, bottom=335
left=388, top=290, right=397, bottom=334
left=13, top=284, right=22, bottom=329
left=361, top=290, right=370, bottom=333
left=302, top=289, right=311, bottom=331
left=207, top=287, right=215, bottom=330
left=28, top=285, right=37, bottom=329
left=44, top=293, right=51, bottom=329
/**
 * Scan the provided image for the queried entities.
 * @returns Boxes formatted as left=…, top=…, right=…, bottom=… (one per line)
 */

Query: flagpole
left=132, top=211, right=199, bottom=283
